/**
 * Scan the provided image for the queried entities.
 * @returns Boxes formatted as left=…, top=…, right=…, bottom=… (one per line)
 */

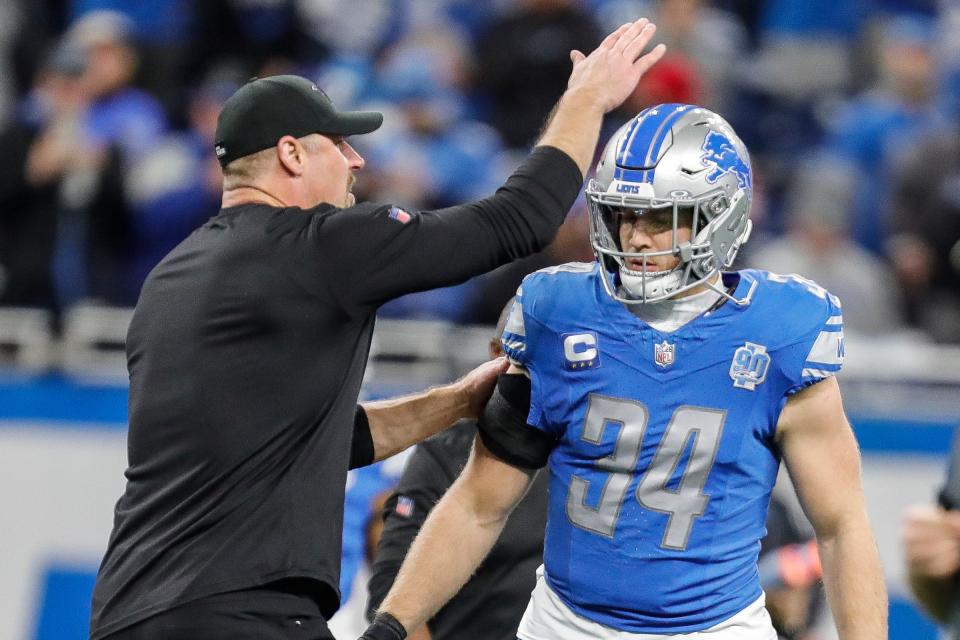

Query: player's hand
left=456, top=356, right=509, bottom=419
left=566, top=18, right=666, bottom=114
left=902, top=504, right=960, bottom=578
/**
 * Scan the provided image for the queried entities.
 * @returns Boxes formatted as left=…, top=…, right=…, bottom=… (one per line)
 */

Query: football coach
left=90, top=19, right=666, bottom=640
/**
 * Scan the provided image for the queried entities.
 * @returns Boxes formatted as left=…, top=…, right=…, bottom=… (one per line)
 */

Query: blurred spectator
left=887, top=130, right=960, bottom=344
left=367, top=26, right=509, bottom=323
left=726, top=1, right=873, bottom=238
left=476, top=0, right=600, bottom=149
left=902, top=429, right=960, bottom=635
left=69, top=11, right=167, bottom=161
left=374, top=28, right=505, bottom=207
left=750, top=156, right=902, bottom=336
left=0, top=41, right=90, bottom=309
left=824, top=14, right=944, bottom=255
left=1, top=2, right=67, bottom=127
left=935, top=4, right=960, bottom=122
left=626, top=52, right=703, bottom=109
left=69, top=0, right=197, bottom=117
left=69, top=0, right=194, bottom=45
left=0, top=2, right=24, bottom=129
left=594, top=0, right=746, bottom=114
left=295, top=0, right=403, bottom=59
left=739, top=0, right=866, bottom=103
left=604, top=51, right=706, bottom=141
left=121, top=74, right=234, bottom=297
left=47, top=10, right=169, bottom=305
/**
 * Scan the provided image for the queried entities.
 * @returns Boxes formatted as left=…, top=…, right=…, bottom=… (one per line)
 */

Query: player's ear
left=276, top=135, right=305, bottom=177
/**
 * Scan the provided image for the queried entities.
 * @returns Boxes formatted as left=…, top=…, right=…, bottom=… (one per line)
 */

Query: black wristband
left=360, top=612, right=407, bottom=640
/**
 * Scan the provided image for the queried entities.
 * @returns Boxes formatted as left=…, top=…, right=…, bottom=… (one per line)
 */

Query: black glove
left=359, top=612, right=407, bottom=640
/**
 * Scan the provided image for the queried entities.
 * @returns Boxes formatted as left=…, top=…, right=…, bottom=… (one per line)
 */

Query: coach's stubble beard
left=344, top=175, right=356, bottom=207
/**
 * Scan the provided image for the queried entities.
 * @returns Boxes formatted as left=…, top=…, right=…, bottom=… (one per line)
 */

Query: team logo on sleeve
left=729, top=342, right=770, bottom=390
left=654, top=340, right=675, bottom=368
left=562, top=332, right=600, bottom=370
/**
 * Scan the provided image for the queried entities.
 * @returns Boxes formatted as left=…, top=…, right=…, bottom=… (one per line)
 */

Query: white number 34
left=567, top=395, right=726, bottom=550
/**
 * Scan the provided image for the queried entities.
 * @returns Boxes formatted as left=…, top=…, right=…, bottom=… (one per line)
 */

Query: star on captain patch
left=654, top=340, right=675, bottom=368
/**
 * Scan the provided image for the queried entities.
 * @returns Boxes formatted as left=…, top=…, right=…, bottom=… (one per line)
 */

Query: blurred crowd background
left=2, top=0, right=960, bottom=342
left=3, top=3, right=960, bottom=639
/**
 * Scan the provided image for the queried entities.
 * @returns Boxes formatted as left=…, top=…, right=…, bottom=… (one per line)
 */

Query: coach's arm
left=349, top=358, right=508, bottom=468
left=776, top=376, right=888, bottom=639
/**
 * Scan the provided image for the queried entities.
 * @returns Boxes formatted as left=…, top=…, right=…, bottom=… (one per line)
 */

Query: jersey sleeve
left=499, top=278, right=556, bottom=435
left=500, top=286, right=530, bottom=368
left=779, top=289, right=845, bottom=396
left=312, top=146, right=581, bottom=314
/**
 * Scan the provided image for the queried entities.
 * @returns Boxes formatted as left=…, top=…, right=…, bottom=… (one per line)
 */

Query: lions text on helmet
left=587, top=104, right=753, bottom=304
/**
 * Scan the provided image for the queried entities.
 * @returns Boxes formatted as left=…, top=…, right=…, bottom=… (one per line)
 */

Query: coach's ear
left=276, top=135, right=306, bottom=177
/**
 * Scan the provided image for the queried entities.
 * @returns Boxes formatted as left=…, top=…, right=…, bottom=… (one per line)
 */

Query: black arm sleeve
left=316, top=146, right=582, bottom=313
left=366, top=434, right=467, bottom=621
left=478, top=374, right=556, bottom=470
left=350, top=405, right=375, bottom=470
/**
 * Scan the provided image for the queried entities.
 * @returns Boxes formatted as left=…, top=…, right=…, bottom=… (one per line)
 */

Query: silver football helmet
left=586, top=104, right=753, bottom=304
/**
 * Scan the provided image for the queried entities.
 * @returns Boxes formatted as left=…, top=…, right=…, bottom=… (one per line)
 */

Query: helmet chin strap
left=620, top=267, right=757, bottom=308
left=702, top=273, right=757, bottom=307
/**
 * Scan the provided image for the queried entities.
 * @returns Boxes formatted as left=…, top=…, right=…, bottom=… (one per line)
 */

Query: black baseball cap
left=214, top=75, right=383, bottom=167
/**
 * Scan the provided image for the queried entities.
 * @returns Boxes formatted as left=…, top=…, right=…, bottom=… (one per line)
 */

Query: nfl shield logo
left=654, top=340, right=675, bottom=368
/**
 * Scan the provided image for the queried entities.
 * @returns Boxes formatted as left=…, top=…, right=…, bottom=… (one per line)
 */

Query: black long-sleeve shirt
left=368, top=420, right=549, bottom=640
left=89, top=146, right=581, bottom=639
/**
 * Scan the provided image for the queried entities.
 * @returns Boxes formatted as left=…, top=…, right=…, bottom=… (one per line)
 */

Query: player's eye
left=643, top=210, right=675, bottom=232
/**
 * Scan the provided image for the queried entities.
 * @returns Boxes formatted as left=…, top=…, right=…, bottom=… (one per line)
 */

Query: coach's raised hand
left=569, top=19, right=665, bottom=113
left=538, top=18, right=666, bottom=178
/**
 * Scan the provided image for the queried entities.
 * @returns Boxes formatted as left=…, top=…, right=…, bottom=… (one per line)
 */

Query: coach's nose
left=343, top=140, right=365, bottom=171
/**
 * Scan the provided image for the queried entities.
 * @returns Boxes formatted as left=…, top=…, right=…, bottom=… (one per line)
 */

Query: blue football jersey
left=500, top=264, right=844, bottom=633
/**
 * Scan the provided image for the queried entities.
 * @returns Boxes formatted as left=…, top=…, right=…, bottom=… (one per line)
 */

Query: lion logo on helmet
left=701, top=130, right=751, bottom=192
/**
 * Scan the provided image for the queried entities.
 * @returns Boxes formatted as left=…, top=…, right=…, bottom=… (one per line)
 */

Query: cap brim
left=325, top=110, right=383, bottom=136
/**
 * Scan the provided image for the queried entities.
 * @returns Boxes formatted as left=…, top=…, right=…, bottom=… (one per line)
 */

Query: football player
left=360, top=105, right=887, bottom=640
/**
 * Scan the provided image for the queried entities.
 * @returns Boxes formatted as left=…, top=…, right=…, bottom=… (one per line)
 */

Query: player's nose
left=626, top=223, right=654, bottom=251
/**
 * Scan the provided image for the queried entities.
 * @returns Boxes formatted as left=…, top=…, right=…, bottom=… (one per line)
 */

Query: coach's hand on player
left=567, top=18, right=667, bottom=114
left=903, top=504, right=960, bottom=578
left=456, top=356, right=509, bottom=419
